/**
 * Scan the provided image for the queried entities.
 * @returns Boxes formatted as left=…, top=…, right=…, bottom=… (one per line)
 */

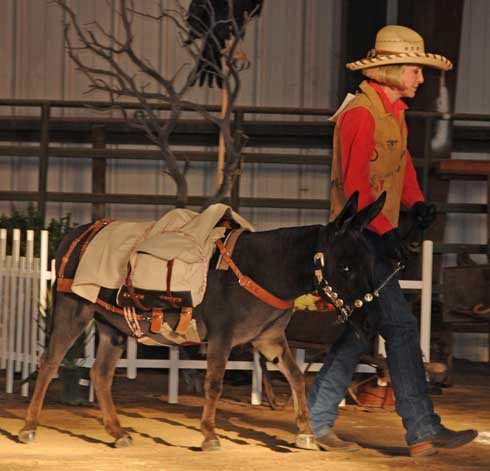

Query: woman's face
left=400, top=65, right=424, bottom=98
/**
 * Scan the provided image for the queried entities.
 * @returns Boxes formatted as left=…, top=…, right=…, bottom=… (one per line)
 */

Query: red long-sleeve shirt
left=337, top=81, right=424, bottom=235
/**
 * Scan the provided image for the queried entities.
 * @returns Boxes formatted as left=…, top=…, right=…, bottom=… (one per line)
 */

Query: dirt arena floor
left=1, top=360, right=489, bottom=471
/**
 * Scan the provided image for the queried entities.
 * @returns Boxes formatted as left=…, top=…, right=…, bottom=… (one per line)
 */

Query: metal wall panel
left=445, top=0, right=490, bottom=267
left=241, top=0, right=341, bottom=229
left=0, top=0, right=488, bottom=243
left=0, top=0, right=343, bottom=228
left=441, top=0, right=489, bottom=362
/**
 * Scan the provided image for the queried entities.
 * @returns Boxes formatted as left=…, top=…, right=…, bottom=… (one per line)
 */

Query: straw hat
left=346, top=25, right=452, bottom=71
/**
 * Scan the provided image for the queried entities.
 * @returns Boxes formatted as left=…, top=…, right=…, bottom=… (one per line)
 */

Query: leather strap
left=166, top=259, right=174, bottom=294
left=159, top=293, right=183, bottom=304
left=124, top=263, right=150, bottom=311
left=215, top=239, right=294, bottom=310
left=57, top=278, right=73, bottom=293
left=217, top=228, right=248, bottom=270
left=96, top=297, right=127, bottom=316
left=166, top=259, right=178, bottom=308
left=57, top=218, right=113, bottom=282
left=175, top=307, right=193, bottom=335
left=96, top=298, right=164, bottom=335
left=150, top=309, right=164, bottom=333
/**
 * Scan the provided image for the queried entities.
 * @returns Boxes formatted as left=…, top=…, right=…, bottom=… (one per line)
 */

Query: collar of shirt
left=368, top=80, right=408, bottom=117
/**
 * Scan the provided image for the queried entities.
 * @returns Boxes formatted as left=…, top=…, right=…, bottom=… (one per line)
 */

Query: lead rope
left=372, top=261, right=405, bottom=297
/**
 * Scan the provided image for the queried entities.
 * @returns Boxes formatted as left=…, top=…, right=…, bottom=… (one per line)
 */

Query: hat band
left=368, top=48, right=423, bottom=58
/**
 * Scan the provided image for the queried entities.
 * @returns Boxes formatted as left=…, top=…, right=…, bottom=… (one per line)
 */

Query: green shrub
left=0, top=204, right=73, bottom=259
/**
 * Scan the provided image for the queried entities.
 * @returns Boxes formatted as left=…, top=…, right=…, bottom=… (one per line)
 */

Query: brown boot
left=409, top=428, right=478, bottom=457
left=316, top=430, right=361, bottom=452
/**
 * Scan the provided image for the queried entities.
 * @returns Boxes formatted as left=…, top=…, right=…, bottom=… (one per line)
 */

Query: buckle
left=313, top=252, right=325, bottom=267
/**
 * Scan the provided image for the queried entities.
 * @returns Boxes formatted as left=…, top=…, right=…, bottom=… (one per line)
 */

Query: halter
left=313, top=251, right=404, bottom=324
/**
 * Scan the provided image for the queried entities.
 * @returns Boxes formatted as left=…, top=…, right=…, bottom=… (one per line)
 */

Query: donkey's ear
left=333, top=191, right=359, bottom=234
left=352, top=191, right=386, bottom=232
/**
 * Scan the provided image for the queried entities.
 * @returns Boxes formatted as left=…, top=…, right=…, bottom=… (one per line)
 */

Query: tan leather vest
left=330, top=81, right=408, bottom=228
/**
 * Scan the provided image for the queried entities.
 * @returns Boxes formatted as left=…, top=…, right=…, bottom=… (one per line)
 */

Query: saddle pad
left=71, top=220, right=154, bottom=302
left=72, top=204, right=254, bottom=306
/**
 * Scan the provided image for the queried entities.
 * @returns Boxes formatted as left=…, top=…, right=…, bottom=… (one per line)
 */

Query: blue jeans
left=307, top=232, right=442, bottom=445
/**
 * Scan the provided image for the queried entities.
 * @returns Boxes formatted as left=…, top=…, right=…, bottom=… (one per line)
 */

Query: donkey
left=19, top=191, right=385, bottom=451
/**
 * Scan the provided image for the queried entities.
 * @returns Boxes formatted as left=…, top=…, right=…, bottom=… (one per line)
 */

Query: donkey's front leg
left=253, top=334, right=317, bottom=450
left=200, top=338, right=232, bottom=451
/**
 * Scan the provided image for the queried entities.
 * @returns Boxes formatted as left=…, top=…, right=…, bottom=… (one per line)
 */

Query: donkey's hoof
left=201, top=438, right=221, bottom=451
left=114, top=435, right=133, bottom=448
left=18, top=429, right=36, bottom=444
left=295, top=434, right=319, bottom=450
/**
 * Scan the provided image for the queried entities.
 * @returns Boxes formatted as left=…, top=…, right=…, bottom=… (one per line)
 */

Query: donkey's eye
left=343, top=265, right=350, bottom=272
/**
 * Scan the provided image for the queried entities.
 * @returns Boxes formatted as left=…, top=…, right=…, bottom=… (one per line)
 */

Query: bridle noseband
left=313, top=251, right=404, bottom=324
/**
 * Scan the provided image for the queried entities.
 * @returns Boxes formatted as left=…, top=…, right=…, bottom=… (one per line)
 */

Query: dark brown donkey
left=19, top=192, right=385, bottom=451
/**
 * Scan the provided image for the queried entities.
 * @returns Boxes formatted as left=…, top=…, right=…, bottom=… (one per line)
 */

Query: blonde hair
left=362, top=64, right=405, bottom=89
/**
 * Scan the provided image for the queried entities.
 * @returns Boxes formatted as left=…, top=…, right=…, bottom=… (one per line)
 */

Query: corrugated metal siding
left=240, top=0, right=342, bottom=229
left=445, top=0, right=490, bottom=267
left=443, top=0, right=490, bottom=361
left=455, top=0, right=490, bottom=115
left=0, top=0, right=488, bottom=241
left=0, top=0, right=342, bottom=228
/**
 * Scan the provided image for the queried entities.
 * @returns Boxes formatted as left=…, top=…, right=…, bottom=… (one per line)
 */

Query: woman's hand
left=412, top=201, right=437, bottom=230
left=381, top=228, right=410, bottom=263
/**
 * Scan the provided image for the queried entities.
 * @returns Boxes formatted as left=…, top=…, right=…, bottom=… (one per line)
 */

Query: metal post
left=295, top=348, right=306, bottom=372
left=251, top=349, right=262, bottom=405
left=91, top=125, right=107, bottom=220
left=168, top=347, right=179, bottom=404
left=39, top=230, right=50, bottom=352
left=0, top=229, right=7, bottom=370
left=38, top=104, right=50, bottom=223
left=21, top=230, right=34, bottom=397
left=12, top=229, right=21, bottom=373
left=6, top=229, right=20, bottom=393
left=126, top=337, right=137, bottom=379
left=230, top=110, right=245, bottom=211
left=420, top=240, right=434, bottom=362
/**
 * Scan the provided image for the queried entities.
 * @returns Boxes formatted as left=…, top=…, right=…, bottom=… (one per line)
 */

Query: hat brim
left=346, top=53, right=453, bottom=71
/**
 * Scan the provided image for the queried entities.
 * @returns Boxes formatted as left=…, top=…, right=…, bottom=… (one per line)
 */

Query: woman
left=307, top=25, right=477, bottom=457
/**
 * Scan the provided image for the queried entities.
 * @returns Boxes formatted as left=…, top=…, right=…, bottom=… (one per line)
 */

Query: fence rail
left=0, top=228, right=434, bottom=405
left=0, top=98, right=489, bottom=255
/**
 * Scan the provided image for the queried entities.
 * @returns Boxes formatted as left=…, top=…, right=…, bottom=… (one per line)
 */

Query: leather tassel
left=175, top=307, right=193, bottom=335
left=150, top=309, right=164, bottom=333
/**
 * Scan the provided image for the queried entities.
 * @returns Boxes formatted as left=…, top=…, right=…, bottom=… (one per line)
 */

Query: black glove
left=381, top=228, right=410, bottom=263
left=412, top=201, right=436, bottom=230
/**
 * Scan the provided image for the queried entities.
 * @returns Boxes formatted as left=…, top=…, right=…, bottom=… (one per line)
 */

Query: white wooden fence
left=0, top=228, right=433, bottom=405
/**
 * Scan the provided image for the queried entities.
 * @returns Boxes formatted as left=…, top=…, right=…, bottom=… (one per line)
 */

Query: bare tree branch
left=56, top=0, right=261, bottom=209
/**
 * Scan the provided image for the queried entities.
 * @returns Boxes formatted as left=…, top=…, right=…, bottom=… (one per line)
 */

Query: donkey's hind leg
left=19, top=295, right=94, bottom=444
left=90, top=321, right=130, bottom=447
left=252, top=332, right=317, bottom=450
